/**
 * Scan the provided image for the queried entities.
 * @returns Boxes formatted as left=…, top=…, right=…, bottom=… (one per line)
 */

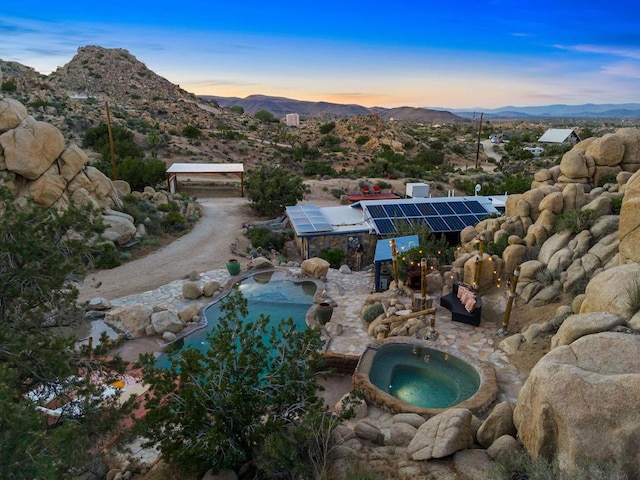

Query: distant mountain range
left=443, top=103, right=640, bottom=119
left=202, top=94, right=468, bottom=123
left=204, top=94, right=640, bottom=121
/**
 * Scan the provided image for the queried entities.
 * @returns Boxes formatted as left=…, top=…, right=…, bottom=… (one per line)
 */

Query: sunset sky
left=1, top=1, right=639, bottom=109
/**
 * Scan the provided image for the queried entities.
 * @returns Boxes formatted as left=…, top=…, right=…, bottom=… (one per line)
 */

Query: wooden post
left=105, top=102, right=118, bottom=180
left=420, top=258, right=427, bottom=310
left=501, top=265, right=521, bottom=332
left=390, top=239, right=399, bottom=288
left=475, top=112, right=483, bottom=170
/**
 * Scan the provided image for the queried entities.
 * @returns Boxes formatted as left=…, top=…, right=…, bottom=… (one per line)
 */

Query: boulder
left=1, top=118, right=65, bottom=180
left=182, top=281, right=203, bottom=300
left=538, top=231, right=573, bottom=266
left=585, top=133, right=624, bottom=166
left=407, top=408, right=473, bottom=460
left=551, top=312, right=624, bottom=349
left=579, top=263, right=640, bottom=320
left=0, top=97, right=28, bottom=133
left=619, top=170, right=640, bottom=263
left=538, top=191, right=563, bottom=214
left=452, top=449, right=494, bottom=480
left=104, top=305, right=153, bottom=337
left=353, top=420, right=384, bottom=445
left=301, top=257, right=330, bottom=279
left=202, top=280, right=221, bottom=297
left=58, top=143, right=88, bottom=181
left=513, top=333, right=640, bottom=477
left=388, top=422, right=417, bottom=446
left=151, top=310, right=185, bottom=335
left=392, top=413, right=427, bottom=429
left=249, top=256, right=274, bottom=269
left=178, top=304, right=200, bottom=322
left=562, top=183, right=586, bottom=212
left=476, top=402, right=516, bottom=448
left=102, top=214, right=136, bottom=245
left=559, top=149, right=588, bottom=179
left=486, top=435, right=521, bottom=460
left=28, top=168, right=66, bottom=206
left=502, top=244, right=527, bottom=278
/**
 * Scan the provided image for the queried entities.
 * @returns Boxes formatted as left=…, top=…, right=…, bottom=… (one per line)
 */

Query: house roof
left=286, top=196, right=499, bottom=238
left=538, top=128, right=578, bottom=143
left=166, top=163, right=244, bottom=174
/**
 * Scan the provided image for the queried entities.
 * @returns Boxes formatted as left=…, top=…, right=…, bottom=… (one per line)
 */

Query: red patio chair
left=362, top=185, right=370, bottom=195
left=373, top=185, right=381, bottom=194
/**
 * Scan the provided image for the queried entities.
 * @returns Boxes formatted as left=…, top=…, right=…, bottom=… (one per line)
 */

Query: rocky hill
left=1, top=45, right=473, bottom=175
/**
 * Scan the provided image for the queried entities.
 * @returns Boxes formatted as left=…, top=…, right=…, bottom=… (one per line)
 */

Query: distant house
left=285, top=113, right=300, bottom=127
left=538, top=128, right=581, bottom=145
left=523, top=146, right=544, bottom=157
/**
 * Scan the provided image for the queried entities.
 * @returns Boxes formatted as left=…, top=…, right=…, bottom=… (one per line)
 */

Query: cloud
left=601, top=62, right=640, bottom=78
left=554, top=43, right=640, bottom=60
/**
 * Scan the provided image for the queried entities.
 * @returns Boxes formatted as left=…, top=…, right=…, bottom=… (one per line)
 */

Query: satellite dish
left=474, top=184, right=482, bottom=192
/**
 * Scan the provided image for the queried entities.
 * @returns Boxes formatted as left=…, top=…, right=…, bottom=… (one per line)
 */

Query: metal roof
left=166, top=163, right=244, bottom=173
left=538, top=128, right=577, bottom=144
left=285, top=205, right=368, bottom=237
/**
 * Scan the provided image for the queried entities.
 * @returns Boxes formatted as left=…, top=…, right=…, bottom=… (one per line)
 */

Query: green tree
left=230, top=105, right=244, bottom=114
left=137, top=290, right=326, bottom=476
left=83, top=123, right=143, bottom=161
left=319, top=121, right=336, bottom=134
left=254, top=109, right=278, bottom=123
left=245, top=164, right=307, bottom=216
left=0, top=187, right=130, bottom=479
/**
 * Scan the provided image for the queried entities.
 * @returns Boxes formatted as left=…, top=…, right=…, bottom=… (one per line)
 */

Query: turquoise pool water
left=156, top=273, right=316, bottom=368
left=368, top=343, right=480, bottom=409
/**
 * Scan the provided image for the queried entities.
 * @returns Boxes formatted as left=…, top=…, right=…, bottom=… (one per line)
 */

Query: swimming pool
left=353, top=338, right=498, bottom=415
left=156, top=271, right=318, bottom=368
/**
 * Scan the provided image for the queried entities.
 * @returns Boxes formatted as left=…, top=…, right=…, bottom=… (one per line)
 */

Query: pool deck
left=103, top=266, right=526, bottom=407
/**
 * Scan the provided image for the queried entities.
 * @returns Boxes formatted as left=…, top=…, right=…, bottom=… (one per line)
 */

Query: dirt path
left=77, top=196, right=258, bottom=302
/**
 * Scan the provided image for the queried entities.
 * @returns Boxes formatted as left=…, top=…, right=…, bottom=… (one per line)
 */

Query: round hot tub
left=353, top=338, right=498, bottom=415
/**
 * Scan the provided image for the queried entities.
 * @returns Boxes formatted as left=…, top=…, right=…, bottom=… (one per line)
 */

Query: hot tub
left=353, top=338, right=498, bottom=415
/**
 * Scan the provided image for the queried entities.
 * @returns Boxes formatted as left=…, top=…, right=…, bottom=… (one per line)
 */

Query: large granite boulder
left=104, top=305, right=153, bottom=337
left=0, top=117, right=65, bottom=180
left=407, top=408, right=473, bottom=460
left=301, top=257, right=330, bottom=279
left=550, top=312, right=625, bottom=348
left=579, top=263, right=640, bottom=320
left=0, top=97, right=28, bottom=132
left=513, top=332, right=640, bottom=477
left=619, top=170, right=640, bottom=263
left=476, top=401, right=516, bottom=448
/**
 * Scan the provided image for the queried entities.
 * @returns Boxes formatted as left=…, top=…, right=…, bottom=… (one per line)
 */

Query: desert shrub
left=246, top=226, right=286, bottom=251
left=319, top=121, right=336, bottom=134
left=330, top=188, right=347, bottom=199
left=318, top=247, right=344, bottom=268
left=355, top=135, right=370, bottom=145
left=90, top=242, right=121, bottom=269
left=491, top=449, right=629, bottom=480
left=485, top=235, right=510, bottom=257
left=536, top=268, right=561, bottom=286
left=551, top=310, right=572, bottom=331
left=554, top=209, right=600, bottom=234
left=303, top=160, right=336, bottom=176
left=120, top=196, right=164, bottom=235
left=1, top=78, right=17, bottom=91
left=611, top=196, right=623, bottom=215
left=626, top=278, right=640, bottom=314
left=182, top=124, right=201, bottom=138
left=566, top=275, right=591, bottom=296
left=162, top=211, right=186, bottom=232
left=363, top=303, right=385, bottom=323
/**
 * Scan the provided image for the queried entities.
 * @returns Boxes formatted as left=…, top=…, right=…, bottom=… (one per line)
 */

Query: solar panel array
left=286, top=206, right=333, bottom=234
left=366, top=200, right=493, bottom=234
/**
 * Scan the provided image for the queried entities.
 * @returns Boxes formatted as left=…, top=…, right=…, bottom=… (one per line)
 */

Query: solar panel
left=400, top=203, right=421, bottom=217
left=426, top=217, right=448, bottom=232
left=383, top=204, right=404, bottom=217
left=449, top=202, right=471, bottom=214
left=362, top=199, right=495, bottom=235
left=433, top=202, right=455, bottom=215
left=416, top=203, right=438, bottom=216
left=459, top=214, right=478, bottom=226
left=444, top=215, right=467, bottom=230
left=373, top=218, right=396, bottom=234
left=286, top=206, right=333, bottom=234
left=466, top=201, right=488, bottom=214
left=367, top=205, right=387, bottom=219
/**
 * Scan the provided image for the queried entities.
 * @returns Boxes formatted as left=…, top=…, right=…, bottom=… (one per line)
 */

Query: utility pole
left=105, top=102, right=118, bottom=180
left=475, top=112, right=483, bottom=170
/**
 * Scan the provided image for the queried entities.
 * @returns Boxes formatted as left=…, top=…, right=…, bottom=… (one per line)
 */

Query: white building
left=538, top=128, right=581, bottom=145
left=285, top=113, right=300, bottom=127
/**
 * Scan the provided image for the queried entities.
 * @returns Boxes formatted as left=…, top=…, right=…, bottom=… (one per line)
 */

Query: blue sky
left=1, top=1, right=639, bottom=108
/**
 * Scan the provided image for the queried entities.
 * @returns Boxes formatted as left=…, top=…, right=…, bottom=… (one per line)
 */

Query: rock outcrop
left=513, top=333, right=640, bottom=477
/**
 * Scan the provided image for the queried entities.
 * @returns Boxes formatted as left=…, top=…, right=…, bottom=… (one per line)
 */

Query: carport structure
left=166, top=163, right=245, bottom=196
